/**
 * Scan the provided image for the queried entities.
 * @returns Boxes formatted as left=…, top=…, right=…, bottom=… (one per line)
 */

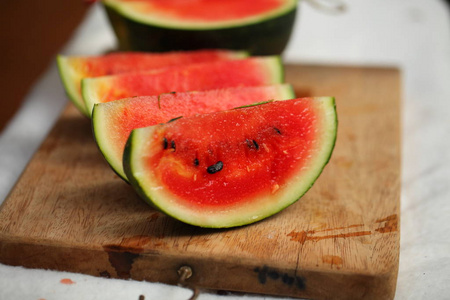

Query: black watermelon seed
left=193, top=158, right=199, bottom=166
left=246, top=139, right=259, bottom=150
left=170, top=140, right=176, bottom=151
left=162, top=137, right=168, bottom=149
left=274, top=127, right=282, bottom=134
left=167, top=116, right=183, bottom=123
left=252, top=140, right=259, bottom=150
left=207, top=161, right=223, bottom=174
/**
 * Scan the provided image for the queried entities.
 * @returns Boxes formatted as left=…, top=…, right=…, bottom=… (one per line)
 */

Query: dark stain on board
left=103, top=244, right=140, bottom=279
left=149, top=212, right=160, bottom=222
left=103, top=234, right=168, bottom=278
left=322, top=255, right=343, bottom=269
left=102, top=235, right=154, bottom=279
left=316, top=224, right=364, bottom=232
left=287, top=229, right=372, bottom=244
left=286, top=224, right=369, bottom=244
left=288, top=217, right=398, bottom=245
left=254, top=266, right=305, bottom=290
left=375, top=214, right=398, bottom=233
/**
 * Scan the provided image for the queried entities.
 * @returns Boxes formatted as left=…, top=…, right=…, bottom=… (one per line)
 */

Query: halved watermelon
left=82, top=56, right=283, bottom=116
left=93, top=84, right=294, bottom=180
left=102, top=0, right=297, bottom=54
left=123, top=97, right=337, bottom=228
left=57, top=50, right=247, bottom=116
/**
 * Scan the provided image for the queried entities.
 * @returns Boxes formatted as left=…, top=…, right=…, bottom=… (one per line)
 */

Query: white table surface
left=1, top=1, right=449, bottom=299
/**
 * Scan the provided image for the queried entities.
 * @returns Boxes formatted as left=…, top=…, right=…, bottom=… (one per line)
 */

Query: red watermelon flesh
left=57, top=50, right=247, bottom=116
left=93, top=84, right=294, bottom=180
left=103, top=0, right=296, bottom=27
left=82, top=56, right=283, bottom=116
left=135, top=0, right=286, bottom=21
left=124, top=97, right=337, bottom=228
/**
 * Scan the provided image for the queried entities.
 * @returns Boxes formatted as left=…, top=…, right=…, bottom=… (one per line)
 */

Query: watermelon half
left=57, top=50, right=247, bottom=116
left=102, top=0, right=297, bottom=55
left=82, top=56, right=284, bottom=116
left=124, top=97, right=337, bottom=228
left=93, top=84, right=295, bottom=181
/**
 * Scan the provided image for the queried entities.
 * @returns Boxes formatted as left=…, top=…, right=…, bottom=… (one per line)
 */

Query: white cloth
left=1, top=1, right=449, bottom=299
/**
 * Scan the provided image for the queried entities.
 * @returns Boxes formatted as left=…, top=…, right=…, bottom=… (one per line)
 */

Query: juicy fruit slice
left=102, top=0, right=297, bottom=54
left=93, top=84, right=295, bottom=180
left=83, top=56, right=283, bottom=116
left=124, top=98, right=337, bottom=228
left=57, top=50, right=247, bottom=116
left=103, top=0, right=296, bottom=28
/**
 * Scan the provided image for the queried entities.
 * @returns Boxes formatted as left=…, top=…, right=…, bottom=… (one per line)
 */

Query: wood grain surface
left=0, top=64, right=401, bottom=300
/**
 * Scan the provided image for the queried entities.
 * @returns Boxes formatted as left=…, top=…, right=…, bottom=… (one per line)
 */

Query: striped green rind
left=103, top=0, right=297, bottom=29
left=102, top=1, right=297, bottom=55
left=123, top=97, right=337, bottom=228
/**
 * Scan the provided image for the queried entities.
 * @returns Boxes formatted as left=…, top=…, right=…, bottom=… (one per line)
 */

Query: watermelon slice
left=93, top=84, right=295, bottom=181
left=57, top=50, right=247, bottom=116
left=102, top=0, right=297, bottom=55
left=123, top=97, right=337, bottom=228
left=82, top=56, right=284, bottom=116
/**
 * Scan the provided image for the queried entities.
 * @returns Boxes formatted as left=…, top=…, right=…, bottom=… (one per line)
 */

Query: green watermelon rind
left=102, top=2, right=297, bottom=55
left=56, top=55, right=90, bottom=117
left=93, top=84, right=295, bottom=181
left=233, top=100, right=274, bottom=109
left=82, top=76, right=111, bottom=117
left=102, top=0, right=297, bottom=30
left=82, top=56, right=285, bottom=118
left=123, top=97, right=338, bottom=228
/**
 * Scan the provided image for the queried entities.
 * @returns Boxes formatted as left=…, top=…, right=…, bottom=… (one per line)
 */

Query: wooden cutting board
left=0, top=64, right=401, bottom=300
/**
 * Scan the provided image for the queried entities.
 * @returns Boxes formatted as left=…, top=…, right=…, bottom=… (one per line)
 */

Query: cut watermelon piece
left=57, top=50, right=247, bottom=116
left=102, top=0, right=297, bottom=55
left=123, top=97, right=337, bottom=228
left=102, top=0, right=297, bottom=54
left=93, top=84, right=295, bottom=181
left=82, top=56, right=284, bottom=116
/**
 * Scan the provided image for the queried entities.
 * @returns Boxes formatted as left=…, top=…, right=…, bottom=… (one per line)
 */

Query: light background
left=1, top=1, right=449, bottom=299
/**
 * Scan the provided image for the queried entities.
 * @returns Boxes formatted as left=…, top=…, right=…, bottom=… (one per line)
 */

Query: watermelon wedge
left=123, top=97, right=337, bottom=228
left=82, top=56, right=284, bottom=116
left=102, top=0, right=297, bottom=54
left=57, top=50, right=247, bottom=116
left=93, top=84, right=295, bottom=180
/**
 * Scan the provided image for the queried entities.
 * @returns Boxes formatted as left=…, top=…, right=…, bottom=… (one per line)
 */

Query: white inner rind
left=125, top=97, right=337, bottom=228
left=92, top=102, right=129, bottom=180
left=103, top=0, right=297, bottom=30
left=82, top=77, right=114, bottom=117
left=57, top=56, right=89, bottom=116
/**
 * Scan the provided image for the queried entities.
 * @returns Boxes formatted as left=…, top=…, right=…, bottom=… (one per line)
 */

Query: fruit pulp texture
left=68, top=50, right=242, bottom=78
left=119, top=0, right=285, bottom=21
left=93, top=59, right=278, bottom=103
left=147, top=99, right=320, bottom=208
left=108, top=85, right=291, bottom=162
